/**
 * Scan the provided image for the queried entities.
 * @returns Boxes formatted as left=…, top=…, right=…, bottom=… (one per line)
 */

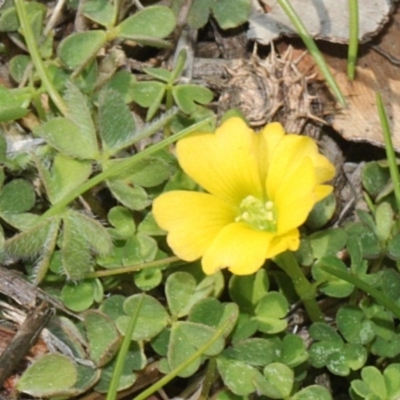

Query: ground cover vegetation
left=0, top=1, right=399, bottom=399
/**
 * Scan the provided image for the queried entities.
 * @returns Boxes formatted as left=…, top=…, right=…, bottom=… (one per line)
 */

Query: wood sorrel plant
left=3, top=1, right=400, bottom=400
left=153, top=116, right=335, bottom=321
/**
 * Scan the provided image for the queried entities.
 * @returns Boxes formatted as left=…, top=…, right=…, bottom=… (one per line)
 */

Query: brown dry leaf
left=286, top=5, right=400, bottom=150
left=249, top=0, right=393, bottom=44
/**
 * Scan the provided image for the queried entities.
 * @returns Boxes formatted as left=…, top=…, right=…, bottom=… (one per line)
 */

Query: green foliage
left=0, top=85, right=30, bottom=122
left=309, top=322, right=368, bottom=376
left=84, top=310, right=121, bottom=367
left=117, top=294, right=169, bottom=341
left=17, top=354, right=77, bottom=397
left=131, top=50, right=214, bottom=121
left=171, top=0, right=251, bottom=29
left=2, top=1, right=400, bottom=399
left=350, top=364, right=400, bottom=400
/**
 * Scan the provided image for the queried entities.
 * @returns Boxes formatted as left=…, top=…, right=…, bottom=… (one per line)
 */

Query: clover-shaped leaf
left=0, top=85, right=30, bottom=122
left=371, top=334, right=400, bottom=358
left=253, top=291, right=288, bottom=334
left=122, top=233, right=158, bottom=265
left=107, top=206, right=136, bottom=240
left=166, top=273, right=223, bottom=319
left=172, top=84, right=213, bottom=114
left=346, top=221, right=381, bottom=259
left=361, top=301, right=394, bottom=341
left=312, top=256, right=354, bottom=298
left=362, top=161, right=390, bottom=199
left=306, top=193, right=336, bottom=229
left=292, top=385, right=333, bottom=400
left=229, top=269, right=269, bottom=313
left=106, top=177, right=149, bottom=210
left=383, top=363, right=400, bottom=399
left=258, top=363, right=294, bottom=399
left=134, top=260, right=164, bottom=291
left=84, top=310, right=121, bottom=367
left=189, top=298, right=238, bottom=337
left=82, top=0, right=114, bottom=27
left=58, top=30, right=107, bottom=70
left=116, top=6, right=175, bottom=42
left=9, top=54, right=31, bottom=83
left=171, top=0, right=251, bottom=30
left=66, top=365, right=100, bottom=397
left=309, top=322, right=367, bottom=376
left=221, top=338, right=278, bottom=367
left=350, top=365, right=400, bottom=400
left=279, top=334, right=309, bottom=367
left=0, top=2, right=46, bottom=32
left=94, top=346, right=144, bottom=393
left=100, top=295, right=126, bottom=321
left=17, top=354, right=77, bottom=397
left=217, top=356, right=260, bottom=396
left=165, top=271, right=197, bottom=318
left=142, top=67, right=172, bottom=82
left=230, top=313, right=258, bottom=344
left=117, top=294, right=169, bottom=341
left=309, top=228, right=347, bottom=259
left=131, top=81, right=165, bottom=121
left=168, top=321, right=225, bottom=377
left=62, top=279, right=99, bottom=312
left=337, top=305, right=375, bottom=345
left=138, top=212, right=165, bottom=236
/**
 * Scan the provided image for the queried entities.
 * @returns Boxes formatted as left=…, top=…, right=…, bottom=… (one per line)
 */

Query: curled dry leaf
left=249, top=0, right=393, bottom=45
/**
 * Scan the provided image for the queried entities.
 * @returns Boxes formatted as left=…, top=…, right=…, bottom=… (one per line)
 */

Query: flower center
left=235, top=195, right=277, bottom=232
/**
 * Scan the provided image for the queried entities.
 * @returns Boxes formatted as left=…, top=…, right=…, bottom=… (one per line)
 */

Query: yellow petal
left=266, top=229, right=300, bottom=258
left=177, top=117, right=263, bottom=204
left=312, top=153, right=336, bottom=183
left=266, top=135, right=314, bottom=195
left=153, top=191, right=236, bottom=261
left=273, top=158, right=317, bottom=234
left=267, top=135, right=334, bottom=196
left=256, top=122, right=285, bottom=181
left=202, top=222, right=273, bottom=275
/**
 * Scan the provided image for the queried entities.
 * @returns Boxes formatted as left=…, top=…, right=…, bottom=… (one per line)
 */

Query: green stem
left=376, top=93, right=400, bottom=217
left=274, top=251, right=324, bottom=322
left=199, top=358, right=217, bottom=400
left=38, top=116, right=214, bottom=220
left=14, top=0, right=68, bottom=116
left=347, top=0, right=359, bottom=80
left=276, top=0, right=346, bottom=107
left=320, top=264, right=400, bottom=319
left=85, top=256, right=180, bottom=278
left=107, top=293, right=145, bottom=400
left=133, top=318, right=231, bottom=400
left=164, top=87, right=174, bottom=138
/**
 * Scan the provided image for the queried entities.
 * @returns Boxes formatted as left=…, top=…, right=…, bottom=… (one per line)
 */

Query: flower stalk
left=274, top=251, right=324, bottom=323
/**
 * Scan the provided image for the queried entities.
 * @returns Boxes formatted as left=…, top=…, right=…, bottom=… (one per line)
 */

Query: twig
left=0, top=301, right=53, bottom=387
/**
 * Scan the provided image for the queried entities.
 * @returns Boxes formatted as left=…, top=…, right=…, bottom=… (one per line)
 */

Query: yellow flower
left=153, top=117, right=335, bottom=275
